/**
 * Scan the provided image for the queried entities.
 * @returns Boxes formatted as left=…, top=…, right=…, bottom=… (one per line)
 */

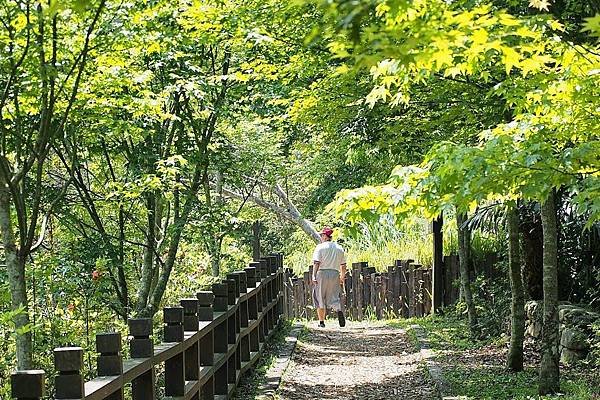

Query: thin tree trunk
left=539, top=191, right=560, bottom=395
left=0, top=178, right=32, bottom=369
left=252, top=221, right=261, bottom=261
left=221, top=186, right=320, bottom=243
left=135, top=193, right=156, bottom=314
left=209, top=170, right=224, bottom=277
left=142, top=211, right=189, bottom=317
left=140, top=168, right=203, bottom=317
left=209, top=237, right=223, bottom=277
left=507, top=205, right=525, bottom=371
left=457, top=211, right=478, bottom=337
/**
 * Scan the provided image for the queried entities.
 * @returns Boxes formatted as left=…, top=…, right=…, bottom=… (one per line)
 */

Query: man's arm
left=340, top=263, right=347, bottom=284
left=313, top=260, right=320, bottom=282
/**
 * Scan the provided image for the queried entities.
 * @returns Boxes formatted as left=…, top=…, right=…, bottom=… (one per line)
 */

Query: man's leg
left=317, top=308, right=326, bottom=323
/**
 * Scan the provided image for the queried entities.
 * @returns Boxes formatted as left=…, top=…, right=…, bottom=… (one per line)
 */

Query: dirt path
left=277, top=320, right=436, bottom=400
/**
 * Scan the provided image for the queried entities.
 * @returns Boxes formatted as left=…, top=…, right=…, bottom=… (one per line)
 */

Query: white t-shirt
left=312, top=241, right=346, bottom=272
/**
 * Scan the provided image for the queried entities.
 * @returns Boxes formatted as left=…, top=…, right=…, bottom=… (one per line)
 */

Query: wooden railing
left=11, top=255, right=285, bottom=400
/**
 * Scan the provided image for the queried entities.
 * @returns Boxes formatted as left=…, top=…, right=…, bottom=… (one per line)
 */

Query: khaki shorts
left=312, top=269, right=341, bottom=311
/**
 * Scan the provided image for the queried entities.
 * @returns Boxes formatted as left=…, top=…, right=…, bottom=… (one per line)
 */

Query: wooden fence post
left=393, top=261, right=402, bottom=316
left=423, top=269, right=433, bottom=315
left=432, top=215, right=444, bottom=313
left=343, top=270, right=351, bottom=317
left=352, top=263, right=362, bottom=320
left=54, top=347, right=84, bottom=399
left=416, top=267, right=425, bottom=317
left=408, top=263, right=417, bottom=317
left=212, top=283, right=228, bottom=396
left=223, top=280, right=238, bottom=387
left=181, top=297, right=200, bottom=386
left=197, top=291, right=214, bottom=399
left=385, top=268, right=392, bottom=316
left=164, top=306, right=185, bottom=397
left=303, top=270, right=311, bottom=319
left=96, top=332, right=124, bottom=399
left=376, top=274, right=383, bottom=319
left=246, top=264, right=259, bottom=288
left=363, top=268, right=371, bottom=317
left=129, top=318, right=155, bottom=400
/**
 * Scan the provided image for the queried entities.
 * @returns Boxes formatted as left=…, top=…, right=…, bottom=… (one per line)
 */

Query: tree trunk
left=135, top=193, right=156, bottom=314
left=209, top=237, right=223, bottom=277
left=507, top=205, right=525, bottom=371
left=521, top=207, right=544, bottom=300
left=221, top=185, right=320, bottom=243
left=0, top=179, right=33, bottom=369
left=539, top=190, right=560, bottom=395
left=209, top=171, right=224, bottom=277
left=140, top=168, right=203, bottom=317
left=142, top=211, right=189, bottom=317
left=457, top=211, right=478, bottom=337
left=252, top=221, right=261, bottom=261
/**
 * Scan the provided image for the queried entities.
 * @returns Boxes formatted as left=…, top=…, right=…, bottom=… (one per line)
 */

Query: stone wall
left=525, top=300, right=599, bottom=363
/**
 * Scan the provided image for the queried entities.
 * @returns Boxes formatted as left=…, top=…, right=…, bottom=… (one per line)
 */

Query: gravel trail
left=277, top=320, right=436, bottom=400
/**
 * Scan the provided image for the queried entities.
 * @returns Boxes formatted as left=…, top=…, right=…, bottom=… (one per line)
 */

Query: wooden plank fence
left=11, top=255, right=285, bottom=400
left=283, top=253, right=500, bottom=320
left=283, top=259, right=433, bottom=320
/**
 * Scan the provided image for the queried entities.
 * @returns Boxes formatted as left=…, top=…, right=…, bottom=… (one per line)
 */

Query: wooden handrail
left=11, top=254, right=285, bottom=400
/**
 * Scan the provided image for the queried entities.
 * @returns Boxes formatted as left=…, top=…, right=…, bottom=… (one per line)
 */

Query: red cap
left=320, top=227, right=333, bottom=237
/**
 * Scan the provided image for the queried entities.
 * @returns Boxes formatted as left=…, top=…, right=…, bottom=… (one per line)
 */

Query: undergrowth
left=232, top=319, right=295, bottom=400
left=395, top=312, right=600, bottom=400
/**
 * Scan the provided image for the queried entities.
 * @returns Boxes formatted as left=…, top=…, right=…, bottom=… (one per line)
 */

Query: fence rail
left=11, top=255, right=285, bottom=400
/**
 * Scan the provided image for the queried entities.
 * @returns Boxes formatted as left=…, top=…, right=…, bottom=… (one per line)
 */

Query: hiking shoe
left=318, top=321, right=325, bottom=328
left=337, top=311, right=346, bottom=327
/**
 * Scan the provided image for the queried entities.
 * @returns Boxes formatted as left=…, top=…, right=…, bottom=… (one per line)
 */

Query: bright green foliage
left=319, top=0, right=600, bottom=226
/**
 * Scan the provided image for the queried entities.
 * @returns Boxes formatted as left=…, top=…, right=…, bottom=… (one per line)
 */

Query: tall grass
left=285, top=213, right=504, bottom=275
left=343, top=217, right=433, bottom=271
left=286, top=217, right=435, bottom=274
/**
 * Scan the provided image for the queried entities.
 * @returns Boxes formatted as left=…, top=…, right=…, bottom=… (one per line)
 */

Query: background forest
left=1, top=0, right=599, bottom=398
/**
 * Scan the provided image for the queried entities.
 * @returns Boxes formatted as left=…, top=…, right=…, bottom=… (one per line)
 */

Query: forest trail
left=277, top=320, right=436, bottom=400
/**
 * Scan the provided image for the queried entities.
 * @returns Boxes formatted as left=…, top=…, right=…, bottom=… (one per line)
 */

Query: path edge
left=411, top=324, right=450, bottom=400
left=256, top=322, right=303, bottom=399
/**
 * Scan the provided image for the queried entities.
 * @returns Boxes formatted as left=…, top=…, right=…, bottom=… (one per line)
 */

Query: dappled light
left=1, top=0, right=599, bottom=398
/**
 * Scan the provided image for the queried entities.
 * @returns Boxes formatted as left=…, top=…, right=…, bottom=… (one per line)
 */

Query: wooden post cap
left=164, top=307, right=184, bottom=323
left=212, top=283, right=227, bottom=296
left=196, top=291, right=214, bottom=305
left=54, top=347, right=84, bottom=372
left=11, top=370, right=45, bottom=398
left=96, top=332, right=121, bottom=354
left=226, top=273, right=240, bottom=295
left=234, top=271, right=247, bottom=292
left=179, top=298, right=198, bottom=314
left=128, top=318, right=153, bottom=337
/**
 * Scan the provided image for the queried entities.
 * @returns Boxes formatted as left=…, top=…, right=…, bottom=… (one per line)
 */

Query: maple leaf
left=529, top=0, right=551, bottom=11
left=582, top=14, right=600, bottom=37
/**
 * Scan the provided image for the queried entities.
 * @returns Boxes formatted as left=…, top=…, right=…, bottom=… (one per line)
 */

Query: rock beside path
left=525, top=300, right=599, bottom=364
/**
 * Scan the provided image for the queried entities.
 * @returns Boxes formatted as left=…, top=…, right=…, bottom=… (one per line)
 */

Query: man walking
left=312, top=226, right=347, bottom=328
